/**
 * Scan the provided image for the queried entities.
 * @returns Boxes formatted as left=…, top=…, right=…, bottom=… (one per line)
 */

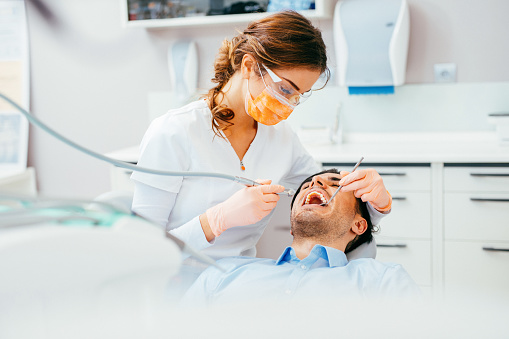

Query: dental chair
left=0, top=195, right=181, bottom=339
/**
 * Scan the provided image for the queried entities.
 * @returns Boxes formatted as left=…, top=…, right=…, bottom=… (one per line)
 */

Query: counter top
left=106, top=132, right=509, bottom=165
left=306, top=132, right=509, bottom=164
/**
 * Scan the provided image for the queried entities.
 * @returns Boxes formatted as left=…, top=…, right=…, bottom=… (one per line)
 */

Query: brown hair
left=205, top=10, right=329, bottom=137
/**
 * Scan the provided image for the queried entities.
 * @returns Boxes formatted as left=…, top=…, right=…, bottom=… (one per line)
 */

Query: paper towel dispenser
left=333, top=0, right=410, bottom=94
left=168, top=40, right=198, bottom=105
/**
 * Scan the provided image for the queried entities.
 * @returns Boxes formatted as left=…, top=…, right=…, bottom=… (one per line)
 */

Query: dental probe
left=234, top=177, right=296, bottom=197
left=321, top=156, right=364, bottom=206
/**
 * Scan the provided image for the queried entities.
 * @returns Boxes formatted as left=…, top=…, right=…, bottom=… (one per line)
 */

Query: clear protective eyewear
left=258, top=64, right=313, bottom=107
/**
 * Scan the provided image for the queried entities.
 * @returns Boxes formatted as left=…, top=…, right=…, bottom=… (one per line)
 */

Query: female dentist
left=131, top=11, right=392, bottom=262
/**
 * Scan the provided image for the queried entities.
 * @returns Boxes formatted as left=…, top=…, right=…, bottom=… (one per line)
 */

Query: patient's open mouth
left=304, top=191, right=327, bottom=205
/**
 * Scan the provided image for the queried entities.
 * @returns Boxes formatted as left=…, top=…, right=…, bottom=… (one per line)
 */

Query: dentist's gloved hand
left=206, top=180, right=285, bottom=237
left=339, top=169, right=392, bottom=212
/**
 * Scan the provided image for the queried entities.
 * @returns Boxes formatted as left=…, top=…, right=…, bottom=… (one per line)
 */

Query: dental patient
left=182, top=169, right=419, bottom=306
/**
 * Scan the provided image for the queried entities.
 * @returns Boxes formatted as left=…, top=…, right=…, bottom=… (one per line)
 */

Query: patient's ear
left=351, top=217, right=367, bottom=236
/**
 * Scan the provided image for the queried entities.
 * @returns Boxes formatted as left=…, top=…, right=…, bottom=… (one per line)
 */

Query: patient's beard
left=290, top=210, right=351, bottom=241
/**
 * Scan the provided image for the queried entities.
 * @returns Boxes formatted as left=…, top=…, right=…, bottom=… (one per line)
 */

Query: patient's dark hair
left=290, top=168, right=373, bottom=254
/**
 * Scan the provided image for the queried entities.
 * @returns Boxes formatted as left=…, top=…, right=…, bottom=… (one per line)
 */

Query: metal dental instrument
left=234, top=177, right=296, bottom=197
left=321, top=156, right=364, bottom=206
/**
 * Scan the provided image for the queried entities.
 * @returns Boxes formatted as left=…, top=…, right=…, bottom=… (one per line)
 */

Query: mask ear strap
left=244, top=79, right=252, bottom=115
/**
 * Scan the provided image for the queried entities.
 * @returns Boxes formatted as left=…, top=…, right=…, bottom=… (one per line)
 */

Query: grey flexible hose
left=0, top=92, right=243, bottom=183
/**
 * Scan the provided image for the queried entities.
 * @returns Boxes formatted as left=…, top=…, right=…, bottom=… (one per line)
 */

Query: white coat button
left=300, top=265, right=306, bottom=270
left=285, top=289, right=291, bottom=295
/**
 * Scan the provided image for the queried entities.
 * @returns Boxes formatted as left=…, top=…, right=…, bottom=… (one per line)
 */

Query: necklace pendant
left=240, top=160, right=245, bottom=171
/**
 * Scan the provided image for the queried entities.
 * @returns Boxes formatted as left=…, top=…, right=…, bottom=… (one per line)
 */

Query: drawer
left=444, top=166, right=509, bottom=192
left=321, top=164, right=431, bottom=192
left=374, top=238, right=431, bottom=286
left=444, top=241, right=509, bottom=300
left=444, top=193, right=509, bottom=241
left=377, top=191, right=431, bottom=239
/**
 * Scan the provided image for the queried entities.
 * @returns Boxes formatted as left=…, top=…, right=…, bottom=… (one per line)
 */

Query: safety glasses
left=258, top=64, right=313, bottom=107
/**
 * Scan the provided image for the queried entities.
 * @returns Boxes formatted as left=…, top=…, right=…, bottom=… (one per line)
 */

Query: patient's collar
left=276, top=245, right=348, bottom=268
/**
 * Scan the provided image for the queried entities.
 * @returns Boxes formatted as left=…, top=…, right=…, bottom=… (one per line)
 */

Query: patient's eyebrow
left=329, top=176, right=341, bottom=182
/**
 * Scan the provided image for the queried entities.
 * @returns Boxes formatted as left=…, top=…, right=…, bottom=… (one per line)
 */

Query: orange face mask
left=245, top=79, right=294, bottom=126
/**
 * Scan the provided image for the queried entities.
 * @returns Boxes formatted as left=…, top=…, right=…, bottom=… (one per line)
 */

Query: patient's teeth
left=304, top=191, right=327, bottom=205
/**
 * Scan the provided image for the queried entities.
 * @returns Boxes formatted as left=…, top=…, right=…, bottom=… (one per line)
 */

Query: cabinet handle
left=470, top=173, right=509, bottom=177
left=376, top=243, right=407, bottom=248
left=482, top=246, right=509, bottom=252
left=470, top=198, right=509, bottom=203
left=378, top=173, right=407, bottom=176
left=392, top=196, right=407, bottom=201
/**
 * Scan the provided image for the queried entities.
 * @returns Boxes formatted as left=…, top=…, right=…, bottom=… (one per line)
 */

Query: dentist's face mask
left=245, top=64, right=312, bottom=126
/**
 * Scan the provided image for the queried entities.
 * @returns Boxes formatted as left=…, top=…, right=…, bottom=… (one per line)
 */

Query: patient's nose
left=310, top=176, right=326, bottom=188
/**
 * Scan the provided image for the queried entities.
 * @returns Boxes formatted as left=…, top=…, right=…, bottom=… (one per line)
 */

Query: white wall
left=25, top=0, right=509, bottom=199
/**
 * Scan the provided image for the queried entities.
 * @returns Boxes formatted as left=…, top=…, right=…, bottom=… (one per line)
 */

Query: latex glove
left=339, top=169, right=392, bottom=212
left=206, top=180, right=285, bottom=237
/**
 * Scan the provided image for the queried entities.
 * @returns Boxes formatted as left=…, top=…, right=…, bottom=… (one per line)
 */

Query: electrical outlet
left=434, top=63, right=457, bottom=83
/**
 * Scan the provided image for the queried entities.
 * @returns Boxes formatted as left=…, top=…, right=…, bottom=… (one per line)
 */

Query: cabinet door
left=444, top=241, right=509, bottom=300
left=444, top=193, right=509, bottom=241
left=375, top=238, right=432, bottom=287
left=444, top=166, right=509, bottom=192
left=377, top=191, right=431, bottom=239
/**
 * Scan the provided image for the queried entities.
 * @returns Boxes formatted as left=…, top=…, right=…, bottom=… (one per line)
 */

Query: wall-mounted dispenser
left=333, top=0, right=410, bottom=95
left=168, top=40, right=198, bottom=106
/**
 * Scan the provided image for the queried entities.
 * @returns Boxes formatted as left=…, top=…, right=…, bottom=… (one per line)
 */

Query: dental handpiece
left=233, top=176, right=296, bottom=197
left=321, top=156, right=365, bottom=206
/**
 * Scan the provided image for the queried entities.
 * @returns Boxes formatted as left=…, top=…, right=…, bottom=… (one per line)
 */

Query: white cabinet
left=121, top=0, right=336, bottom=28
left=365, top=165, right=432, bottom=289
left=375, top=239, right=432, bottom=287
left=444, top=241, right=509, bottom=300
left=444, top=193, right=509, bottom=241
left=443, top=165, right=509, bottom=299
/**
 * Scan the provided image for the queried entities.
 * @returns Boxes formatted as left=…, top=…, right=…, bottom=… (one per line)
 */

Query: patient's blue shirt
left=182, top=244, right=420, bottom=306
